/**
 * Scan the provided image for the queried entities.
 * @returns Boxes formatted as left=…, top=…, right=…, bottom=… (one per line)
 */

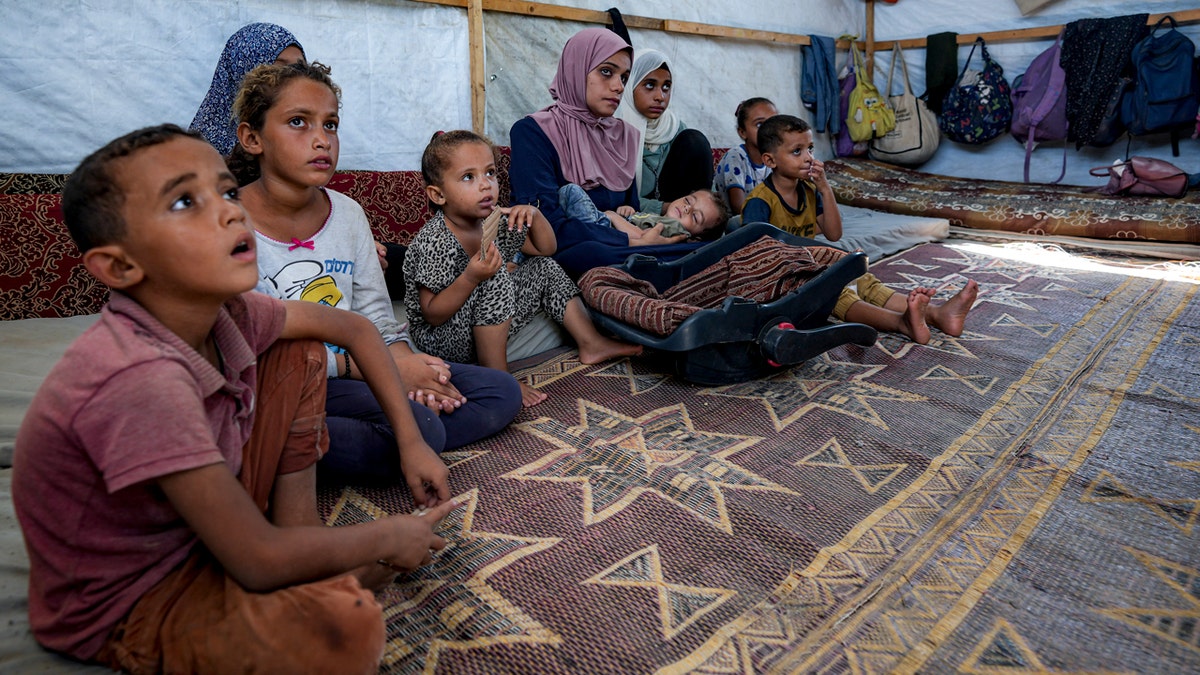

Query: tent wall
left=870, top=0, right=1200, bottom=184
left=1, top=0, right=1196, bottom=185
left=0, top=0, right=859, bottom=174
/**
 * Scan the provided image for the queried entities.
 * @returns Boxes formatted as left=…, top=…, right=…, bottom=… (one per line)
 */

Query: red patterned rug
left=320, top=240, right=1200, bottom=674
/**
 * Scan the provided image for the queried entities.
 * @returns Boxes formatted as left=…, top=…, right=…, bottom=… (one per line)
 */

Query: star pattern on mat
left=702, top=352, right=928, bottom=432
left=873, top=329, right=997, bottom=360
left=507, top=401, right=785, bottom=534
left=1080, top=470, right=1200, bottom=534
left=991, top=312, right=1058, bottom=337
left=585, top=358, right=671, bottom=395
left=917, top=364, right=998, bottom=395
left=518, top=351, right=591, bottom=389
left=893, top=271, right=976, bottom=294
left=796, top=438, right=907, bottom=494
left=883, top=257, right=943, bottom=273
left=325, top=488, right=564, bottom=673
left=1097, top=547, right=1200, bottom=656
left=439, top=449, right=489, bottom=471
left=956, top=618, right=1126, bottom=674
left=939, top=254, right=1078, bottom=284
left=584, top=545, right=736, bottom=639
left=1142, top=383, right=1200, bottom=405
left=971, top=282, right=1053, bottom=311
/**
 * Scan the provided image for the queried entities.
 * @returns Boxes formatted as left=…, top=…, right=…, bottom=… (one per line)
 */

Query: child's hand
left=375, top=240, right=389, bottom=271
left=631, top=223, right=688, bottom=246
left=615, top=205, right=637, bottom=217
left=400, top=443, right=451, bottom=507
left=501, top=205, right=540, bottom=232
left=379, top=499, right=462, bottom=571
left=808, top=158, right=828, bottom=187
left=464, top=241, right=502, bottom=284
left=394, top=352, right=465, bottom=413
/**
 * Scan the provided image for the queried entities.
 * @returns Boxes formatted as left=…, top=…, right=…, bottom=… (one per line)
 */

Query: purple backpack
left=1010, top=31, right=1068, bottom=182
left=836, top=65, right=868, bottom=157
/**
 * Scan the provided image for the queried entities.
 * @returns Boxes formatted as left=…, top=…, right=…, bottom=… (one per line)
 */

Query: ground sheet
left=319, top=240, right=1200, bottom=674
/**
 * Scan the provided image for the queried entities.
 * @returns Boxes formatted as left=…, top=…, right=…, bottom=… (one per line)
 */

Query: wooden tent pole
left=468, top=0, right=486, bottom=134
left=865, top=0, right=875, bottom=79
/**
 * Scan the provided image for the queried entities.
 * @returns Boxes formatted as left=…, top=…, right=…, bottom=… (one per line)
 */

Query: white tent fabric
left=1, top=0, right=1196, bottom=184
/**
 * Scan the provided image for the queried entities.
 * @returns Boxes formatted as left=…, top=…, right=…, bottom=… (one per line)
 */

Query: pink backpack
left=1010, top=31, right=1069, bottom=183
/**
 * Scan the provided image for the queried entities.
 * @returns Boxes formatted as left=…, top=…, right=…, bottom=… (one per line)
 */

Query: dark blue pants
left=320, top=362, right=521, bottom=484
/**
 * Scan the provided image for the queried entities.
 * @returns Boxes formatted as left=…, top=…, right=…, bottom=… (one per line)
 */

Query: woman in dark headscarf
left=190, top=23, right=305, bottom=155
left=508, top=28, right=707, bottom=278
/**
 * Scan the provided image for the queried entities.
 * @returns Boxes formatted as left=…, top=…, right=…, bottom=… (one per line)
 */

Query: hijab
left=614, top=48, right=685, bottom=193
left=190, top=23, right=304, bottom=156
left=530, top=28, right=640, bottom=192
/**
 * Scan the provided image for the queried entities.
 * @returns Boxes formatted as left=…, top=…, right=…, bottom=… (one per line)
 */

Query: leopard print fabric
left=403, top=210, right=577, bottom=363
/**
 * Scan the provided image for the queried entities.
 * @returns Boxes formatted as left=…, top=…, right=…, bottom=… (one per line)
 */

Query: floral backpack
left=940, top=37, right=1013, bottom=144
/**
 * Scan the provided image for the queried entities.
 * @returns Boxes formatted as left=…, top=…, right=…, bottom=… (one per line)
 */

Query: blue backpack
left=1120, top=15, right=1199, bottom=152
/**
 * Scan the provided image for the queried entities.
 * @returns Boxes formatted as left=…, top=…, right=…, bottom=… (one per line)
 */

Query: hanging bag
left=835, top=64, right=869, bottom=156
left=1009, top=30, right=1069, bottom=183
left=1120, top=15, right=1199, bottom=155
left=846, top=42, right=896, bottom=142
left=869, top=43, right=940, bottom=166
left=940, top=37, right=1014, bottom=144
left=1089, top=156, right=1189, bottom=198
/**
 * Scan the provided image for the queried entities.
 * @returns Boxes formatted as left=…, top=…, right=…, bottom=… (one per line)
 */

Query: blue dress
left=508, top=117, right=706, bottom=278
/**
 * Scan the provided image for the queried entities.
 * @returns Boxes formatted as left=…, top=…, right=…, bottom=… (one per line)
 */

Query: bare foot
left=520, top=381, right=547, bottom=407
left=577, top=336, right=643, bottom=366
left=929, top=279, right=978, bottom=337
left=898, top=290, right=932, bottom=344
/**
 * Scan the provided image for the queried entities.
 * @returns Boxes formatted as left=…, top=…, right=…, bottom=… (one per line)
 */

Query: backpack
left=1009, top=31, right=1068, bottom=183
left=846, top=43, right=896, bottom=142
left=940, top=37, right=1014, bottom=145
left=835, top=64, right=869, bottom=157
left=1121, top=15, right=1200, bottom=153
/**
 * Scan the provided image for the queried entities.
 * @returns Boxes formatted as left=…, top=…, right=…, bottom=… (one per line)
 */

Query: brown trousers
left=94, top=340, right=386, bottom=675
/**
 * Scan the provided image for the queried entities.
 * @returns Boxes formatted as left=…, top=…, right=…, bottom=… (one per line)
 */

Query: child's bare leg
left=474, top=323, right=546, bottom=407
left=563, top=297, right=643, bottom=365
left=926, top=279, right=978, bottom=337
left=845, top=291, right=932, bottom=344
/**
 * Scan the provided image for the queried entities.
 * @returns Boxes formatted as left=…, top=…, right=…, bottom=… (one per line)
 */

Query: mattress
left=828, top=158, right=1200, bottom=244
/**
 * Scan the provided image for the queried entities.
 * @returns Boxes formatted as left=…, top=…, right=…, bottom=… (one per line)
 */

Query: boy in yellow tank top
left=743, top=115, right=977, bottom=344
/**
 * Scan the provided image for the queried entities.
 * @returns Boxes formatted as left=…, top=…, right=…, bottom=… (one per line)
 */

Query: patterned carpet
left=320, top=240, right=1200, bottom=674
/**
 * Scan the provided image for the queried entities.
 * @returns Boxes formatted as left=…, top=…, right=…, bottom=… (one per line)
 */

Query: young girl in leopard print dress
left=404, top=131, right=642, bottom=407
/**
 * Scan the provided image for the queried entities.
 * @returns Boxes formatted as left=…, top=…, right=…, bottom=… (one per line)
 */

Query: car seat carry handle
left=759, top=321, right=877, bottom=367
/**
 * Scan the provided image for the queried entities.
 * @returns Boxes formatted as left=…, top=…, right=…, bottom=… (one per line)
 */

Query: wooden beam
left=871, top=8, right=1200, bottom=50
left=468, top=0, right=485, bottom=134
left=405, top=0, right=838, bottom=46
left=661, top=19, right=810, bottom=45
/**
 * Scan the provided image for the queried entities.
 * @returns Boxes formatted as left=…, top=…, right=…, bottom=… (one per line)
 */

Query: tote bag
left=940, top=37, right=1013, bottom=144
left=846, top=43, right=896, bottom=142
left=869, top=43, right=940, bottom=165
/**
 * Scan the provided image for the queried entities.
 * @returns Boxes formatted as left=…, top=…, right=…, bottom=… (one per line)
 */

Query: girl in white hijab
left=615, top=49, right=714, bottom=216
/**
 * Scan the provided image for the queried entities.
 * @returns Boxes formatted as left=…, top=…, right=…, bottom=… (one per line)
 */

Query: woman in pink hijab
left=508, top=27, right=707, bottom=278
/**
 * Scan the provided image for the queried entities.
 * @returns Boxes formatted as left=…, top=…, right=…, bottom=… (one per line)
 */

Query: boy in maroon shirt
left=13, top=124, right=458, bottom=674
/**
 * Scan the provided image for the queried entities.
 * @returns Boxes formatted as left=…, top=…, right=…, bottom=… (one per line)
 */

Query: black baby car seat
left=581, top=223, right=878, bottom=385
